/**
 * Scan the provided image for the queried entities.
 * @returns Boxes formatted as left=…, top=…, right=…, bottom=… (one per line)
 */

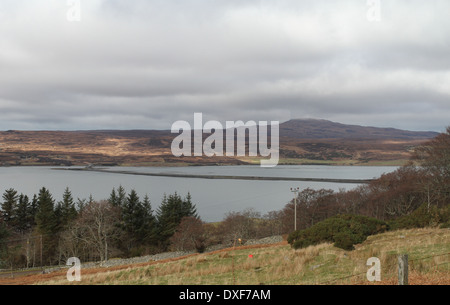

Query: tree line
left=0, top=186, right=197, bottom=268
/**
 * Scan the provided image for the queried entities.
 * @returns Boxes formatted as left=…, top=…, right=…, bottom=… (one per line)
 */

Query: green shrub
left=389, top=203, right=449, bottom=230
left=333, top=230, right=357, bottom=251
left=287, top=214, right=388, bottom=251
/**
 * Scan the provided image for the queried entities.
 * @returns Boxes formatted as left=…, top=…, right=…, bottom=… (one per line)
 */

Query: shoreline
left=54, top=167, right=375, bottom=184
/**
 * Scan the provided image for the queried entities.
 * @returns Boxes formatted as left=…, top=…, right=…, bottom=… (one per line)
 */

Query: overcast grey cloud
left=0, top=0, right=449, bottom=131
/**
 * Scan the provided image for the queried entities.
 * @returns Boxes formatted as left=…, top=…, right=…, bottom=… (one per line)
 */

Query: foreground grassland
left=34, top=228, right=449, bottom=285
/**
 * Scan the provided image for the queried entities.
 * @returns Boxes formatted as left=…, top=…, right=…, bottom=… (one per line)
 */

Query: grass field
left=10, top=227, right=445, bottom=285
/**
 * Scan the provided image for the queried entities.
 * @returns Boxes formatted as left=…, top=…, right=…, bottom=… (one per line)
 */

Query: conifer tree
left=122, top=189, right=141, bottom=237
left=15, top=194, right=31, bottom=233
left=121, top=189, right=158, bottom=250
left=109, top=185, right=127, bottom=208
left=109, top=187, right=118, bottom=206
left=35, top=187, right=58, bottom=264
left=141, top=194, right=157, bottom=245
left=59, top=187, right=77, bottom=227
left=76, top=197, right=87, bottom=213
left=35, top=187, right=56, bottom=234
left=156, top=192, right=198, bottom=247
left=1, top=188, right=18, bottom=226
left=117, top=185, right=126, bottom=207
left=29, top=194, right=38, bottom=227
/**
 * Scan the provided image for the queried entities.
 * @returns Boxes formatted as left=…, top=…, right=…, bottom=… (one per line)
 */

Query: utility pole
left=290, top=187, right=300, bottom=231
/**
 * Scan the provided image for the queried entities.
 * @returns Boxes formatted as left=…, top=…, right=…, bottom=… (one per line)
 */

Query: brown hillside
left=0, top=120, right=437, bottom=166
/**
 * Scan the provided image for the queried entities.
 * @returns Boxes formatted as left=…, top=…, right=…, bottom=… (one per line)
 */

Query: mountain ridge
left=279, top=119, right=439, bottom=140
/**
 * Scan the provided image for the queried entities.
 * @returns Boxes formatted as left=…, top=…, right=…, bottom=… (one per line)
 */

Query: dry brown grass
left=1, top=228, right=448, bottom=285
left=0, top=128, right=426, bottom=166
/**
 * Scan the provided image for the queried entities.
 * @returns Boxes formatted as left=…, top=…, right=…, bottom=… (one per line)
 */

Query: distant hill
left=0, top=119, right=440, bottom=166
left=279, top=119, right=439, bottom=140
left=87, top=119, right=439, bottom=140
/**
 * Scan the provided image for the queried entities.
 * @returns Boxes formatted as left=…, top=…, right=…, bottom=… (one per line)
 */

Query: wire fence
left=317, top=251, right=450, bottom=285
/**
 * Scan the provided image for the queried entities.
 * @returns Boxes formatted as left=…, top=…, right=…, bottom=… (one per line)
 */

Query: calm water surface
left=0, top=165, right=397, bottom=222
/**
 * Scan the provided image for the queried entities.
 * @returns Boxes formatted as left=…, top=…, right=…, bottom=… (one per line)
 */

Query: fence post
left=398, top=254, right=409, bottom=285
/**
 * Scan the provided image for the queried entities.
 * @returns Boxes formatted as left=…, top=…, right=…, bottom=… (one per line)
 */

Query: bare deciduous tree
left=169, top=216, right=206, bottom=252
left=61, top=200, right=121, bottom=262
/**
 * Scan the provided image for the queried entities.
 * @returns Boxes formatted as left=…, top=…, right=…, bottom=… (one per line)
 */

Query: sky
left=0, top=0, right=449, bottom=132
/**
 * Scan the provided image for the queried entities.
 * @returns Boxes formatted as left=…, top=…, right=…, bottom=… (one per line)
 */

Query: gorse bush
left=389, top=203, right=450, bottom=230
left=287, top=214, right=388, bottom=251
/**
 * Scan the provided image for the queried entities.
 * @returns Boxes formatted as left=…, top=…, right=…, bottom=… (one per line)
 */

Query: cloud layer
left=0, top=0, right=449, bottom=131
